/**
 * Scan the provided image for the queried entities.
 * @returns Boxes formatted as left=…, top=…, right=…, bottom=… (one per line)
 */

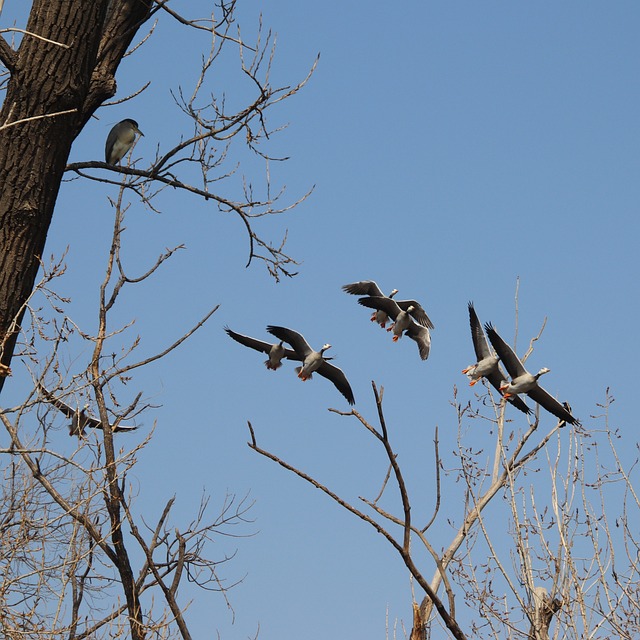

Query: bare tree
left=0, top=0, right=315, bottom=388
left=0, top=3, right=314, bottom=636
left=248, top=357, right=639, bottom=639
left=0, top=188, right=254, bottom=639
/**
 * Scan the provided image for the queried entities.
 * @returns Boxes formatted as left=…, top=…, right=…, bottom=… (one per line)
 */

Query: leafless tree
left=0, top=0, right=315, bottom=389
left=0, top=3, right=314, bottom=636
left=0, top=187, right=254, bottom=639
left=249, top=344, right=639, bottom=639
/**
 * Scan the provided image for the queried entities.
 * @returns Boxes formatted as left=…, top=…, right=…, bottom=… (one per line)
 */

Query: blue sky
left=2, top=2, right=640, bottom=638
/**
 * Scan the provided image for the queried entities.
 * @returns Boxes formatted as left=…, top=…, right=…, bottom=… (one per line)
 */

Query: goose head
left=389, top=289, right=399, bottom=298
left=320, top=343, right=332, bottom=354
left=535, top=367, right=551, bottom=379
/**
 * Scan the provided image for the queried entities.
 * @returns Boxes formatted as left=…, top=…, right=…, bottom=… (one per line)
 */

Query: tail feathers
left=264, top=359, right=282, bottom=370
left=295, top=366, right=312, bottom=380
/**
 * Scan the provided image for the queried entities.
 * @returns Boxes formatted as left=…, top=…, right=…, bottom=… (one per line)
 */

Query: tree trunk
left=0, top=0, right=151, bottom=393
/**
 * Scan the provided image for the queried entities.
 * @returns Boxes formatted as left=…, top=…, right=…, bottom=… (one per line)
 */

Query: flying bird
left=39, top=384, right=138, bottom=437
left=225, top=326, right=302, bottom=370
left=342, top=280, right=399, bottom=327
left=105, top=118, right=144, bottom=165
left=462, top=303, right=531, bottom=414
left=484, top=323, right=579, bottom=426
left=357, top=297, right=431, bottom=360
left=266, top=326, right=355, bottom=405
left=342, top=280, right=434, bottom=329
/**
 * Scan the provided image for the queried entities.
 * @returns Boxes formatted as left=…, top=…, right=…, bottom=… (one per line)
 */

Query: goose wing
left=342, top=280, right=385, bottom=297
left=225, top=327, right=301, bottom=361
left=266, top=326, right=313, bottom=358
left=357, top=296, right=402, bottom=320
left=109, top=422, right=139, bottom=433
left=405, top=321, right=431, bottom=360
left=484, top=323, right=528, bottom=379
left=317, top=361, right=355, bottom=405
left=39, top=384, right=137, bottom=431
left=468, top=302, right=491, bottom=360
left=39, top=385, right=78, bottom=419
left=527, top=387, right=579, bottom=425
left=396, top=300, right=434, bottom=330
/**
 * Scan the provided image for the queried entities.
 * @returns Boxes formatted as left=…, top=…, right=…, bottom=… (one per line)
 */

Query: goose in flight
left=484, top=323, right=579, bottom=426
left=342, top=280, right=434, bottom=329
left=342, top=280, right=398, bottom=327
left=225, top=326, right=302, bottom=370
left=462, top=303, right=531, bottom=415
left=266, top=326, right=355, bottom=405
left=39, top=384, right=138, bottom=437
left=357, top=297, right=431, bottom=360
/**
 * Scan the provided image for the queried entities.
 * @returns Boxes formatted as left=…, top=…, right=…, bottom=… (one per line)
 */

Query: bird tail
left=295, top=366, right=312, bottom=380
left=265, top=359, right=282, bottom=370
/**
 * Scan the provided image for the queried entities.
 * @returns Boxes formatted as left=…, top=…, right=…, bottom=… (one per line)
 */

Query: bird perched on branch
left=105, top=118, right=144, bottom=165
left=38, top=384, right=138, bottom=437
left=484, top=323, right=579, bottom=426
left=266, top=326, right=355, bottom=405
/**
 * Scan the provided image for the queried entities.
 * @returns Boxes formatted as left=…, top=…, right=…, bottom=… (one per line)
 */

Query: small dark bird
left=266, top=326, right=355, bottom=405
left=342, top=280, right=434, bottom=329
left=39, top=384, right=138, bottom=437
left=105, top=118, right=144, bottom=165
left=224, top=326, right=302, bottom=370
left=462, top=303, right=531, bottom=414
left=484, top=323, right=580, bottom=426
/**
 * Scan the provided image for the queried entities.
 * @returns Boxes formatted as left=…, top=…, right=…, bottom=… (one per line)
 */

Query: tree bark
left=0, top=0, right=151, bottom=392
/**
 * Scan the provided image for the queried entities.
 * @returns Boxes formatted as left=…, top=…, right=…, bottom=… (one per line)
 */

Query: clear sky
left=2, top=2, right=639, bottom=638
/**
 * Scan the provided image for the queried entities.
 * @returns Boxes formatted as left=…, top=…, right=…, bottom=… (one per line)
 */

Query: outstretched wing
left=317, top=362, right=355, bottom=405
left=468, top=302, right=491, bottom=361
left=528, top=387, right=580, bottom=426
left=405, top=321, right=431, bottom=360
left=342, top=280, right=385, bottom=297
left=39, top=383, right=138, bottom=433
left=225, top=327, right=301, bottom=361
left=266, top=326, right=313, bottom=359
left=484, top=323, right=528, bottom=379
left=38, top=384, right=78, bottom=419
left=357, top=296, right=402, bottom=320
left=396, top=300, right=434, bottom=330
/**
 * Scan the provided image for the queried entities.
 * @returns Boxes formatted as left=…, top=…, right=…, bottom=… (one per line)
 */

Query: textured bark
left=0, top=0, right=151, bottom=393
left=527, top=588, right=562, bottom=640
